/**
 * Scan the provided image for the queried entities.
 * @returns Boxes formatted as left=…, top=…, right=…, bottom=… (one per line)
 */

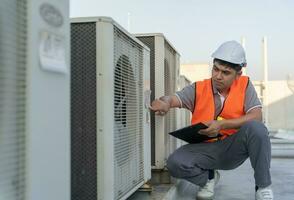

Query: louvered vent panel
left=164, top=42, right=177, bottom=132
left=0, top=0, right=27, bottom=199
left=164, top=41, right=177, bottom=156
left=71, top=22, right=97, bottom=200
left=113, top=27, right=144, bottom=200
left=135, top=36, right=156, bottom=165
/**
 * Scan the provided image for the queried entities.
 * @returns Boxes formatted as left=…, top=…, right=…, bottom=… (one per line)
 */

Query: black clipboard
left=169, top=122, right=219, bottom=143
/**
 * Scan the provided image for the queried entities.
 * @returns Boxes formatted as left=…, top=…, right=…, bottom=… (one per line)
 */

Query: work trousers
left=166, top=121, right=272, bottom=187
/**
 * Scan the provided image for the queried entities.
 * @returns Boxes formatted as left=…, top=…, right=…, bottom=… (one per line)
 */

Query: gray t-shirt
left=175, top=79, right=262, bottom=118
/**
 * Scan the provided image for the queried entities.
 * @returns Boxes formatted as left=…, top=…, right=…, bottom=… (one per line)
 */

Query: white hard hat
left=211, top=40, right=247, bottom=66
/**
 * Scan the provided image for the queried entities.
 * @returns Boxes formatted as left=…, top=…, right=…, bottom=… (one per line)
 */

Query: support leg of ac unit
left=150, top=168, right=176, bottom=184
left=138, top=182, right=153, bottom=192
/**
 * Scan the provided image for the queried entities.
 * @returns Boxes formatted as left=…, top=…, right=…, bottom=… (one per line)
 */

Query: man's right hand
left=149, top=98, right=170, bottom=116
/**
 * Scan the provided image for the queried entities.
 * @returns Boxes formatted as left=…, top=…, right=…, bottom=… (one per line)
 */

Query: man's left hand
left=199, top=120, right=223, bottom=137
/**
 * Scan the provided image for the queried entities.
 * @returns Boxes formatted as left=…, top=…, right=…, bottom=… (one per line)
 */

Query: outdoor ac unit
left=0, top=1, right=70, bottom=200
left=175, top=75, right=192, bottom=148
left=135, top=34, right=180, bottom=169
left=71, top=17, right=151, bottom=200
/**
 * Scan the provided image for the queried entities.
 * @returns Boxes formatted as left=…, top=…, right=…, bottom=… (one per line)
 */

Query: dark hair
left=213, top=58, right=242, bottom=72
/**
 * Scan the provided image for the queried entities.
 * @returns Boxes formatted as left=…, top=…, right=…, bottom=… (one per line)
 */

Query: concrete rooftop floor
left=166, top=157, right=294, bottom=200
left=128, top=138, right=294, bottom=200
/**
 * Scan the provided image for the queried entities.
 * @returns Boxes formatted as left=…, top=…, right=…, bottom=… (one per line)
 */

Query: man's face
left=211, top=61, right=241, bottom=92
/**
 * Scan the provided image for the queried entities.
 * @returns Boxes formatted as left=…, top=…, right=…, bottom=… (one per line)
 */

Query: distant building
left=253, top=80, right=294, bottom=131
left=180, top=63, right=211, bottom=82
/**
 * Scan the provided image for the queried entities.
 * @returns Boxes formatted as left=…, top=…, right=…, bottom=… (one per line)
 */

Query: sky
left=70, top=0, right=294, bottom=80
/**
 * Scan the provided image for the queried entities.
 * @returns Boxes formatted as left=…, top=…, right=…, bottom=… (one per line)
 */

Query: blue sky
left=70, top=0, right=294, bottom=80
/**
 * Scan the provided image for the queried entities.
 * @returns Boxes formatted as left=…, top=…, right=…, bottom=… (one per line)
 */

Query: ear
left=236, top=70, right=242, bottom=79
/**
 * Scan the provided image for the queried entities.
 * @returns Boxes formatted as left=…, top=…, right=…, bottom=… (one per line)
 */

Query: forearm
left=150, top=95, right=181, bottom=115
left=220, top=108, right=262, bottom=130
left=159, top=95, right=181, bottom=109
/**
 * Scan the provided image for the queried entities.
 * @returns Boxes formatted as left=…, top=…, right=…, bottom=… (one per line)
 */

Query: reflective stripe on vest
left=191, top=76, right=249, bottom=141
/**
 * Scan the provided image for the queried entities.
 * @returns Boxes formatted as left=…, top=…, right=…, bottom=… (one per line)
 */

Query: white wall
left=253, top=80, right=294, bottom=131
left=180, top=63, right=211, bottom=82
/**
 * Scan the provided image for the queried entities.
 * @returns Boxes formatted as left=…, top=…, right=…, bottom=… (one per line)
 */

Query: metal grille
left=113, top=27, right=144, bottom=200
left=164, top=41, right=177, bottom=158
left=0, top=0, right=27, bottom=199
left=70, top=22, right=97, bottom=200
left=135, top=36, right=156, bottom=165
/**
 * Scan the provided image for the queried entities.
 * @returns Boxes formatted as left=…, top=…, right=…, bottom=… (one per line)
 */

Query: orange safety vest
left=191, top=76, right=249, bottom=142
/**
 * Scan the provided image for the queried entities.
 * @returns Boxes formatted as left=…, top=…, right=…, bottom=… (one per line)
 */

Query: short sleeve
left=244, top=80, right=262, bottom=113
left=175, top=82, right=195, bottom=112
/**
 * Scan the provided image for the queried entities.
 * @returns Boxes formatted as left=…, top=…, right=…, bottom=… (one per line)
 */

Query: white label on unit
left=39, top=31, right=67, bottom=74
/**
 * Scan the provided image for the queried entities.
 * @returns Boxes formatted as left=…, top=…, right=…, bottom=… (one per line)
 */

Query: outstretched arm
left=149, top=95, right=181, bottom=116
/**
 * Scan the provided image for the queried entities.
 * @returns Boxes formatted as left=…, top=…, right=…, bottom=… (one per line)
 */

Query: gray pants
left=167, top=121, right=272, bottom=188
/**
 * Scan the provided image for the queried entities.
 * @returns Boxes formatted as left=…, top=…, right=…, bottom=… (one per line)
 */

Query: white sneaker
left=196, top=170, right=220, bottom=200
left=255, top=186, right=273, bottom=200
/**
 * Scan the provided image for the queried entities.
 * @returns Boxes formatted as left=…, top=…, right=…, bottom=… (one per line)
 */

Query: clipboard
left=168, top=122, right=219, bottom=143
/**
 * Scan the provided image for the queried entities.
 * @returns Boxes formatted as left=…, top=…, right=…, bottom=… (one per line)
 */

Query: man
left=150, top=41, right=273, bottom=200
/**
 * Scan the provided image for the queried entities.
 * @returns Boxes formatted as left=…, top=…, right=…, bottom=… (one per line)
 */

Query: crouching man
left=150, top=41, right=273, bottom=200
